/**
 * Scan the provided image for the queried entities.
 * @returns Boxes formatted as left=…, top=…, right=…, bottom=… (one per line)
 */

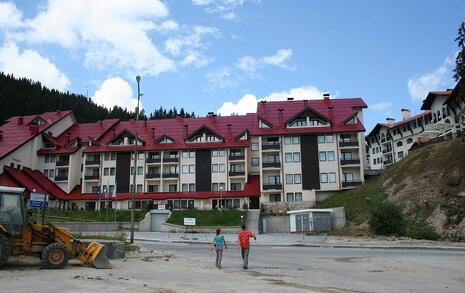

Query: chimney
left=386, top=117, right=395, bottom=126
left=323, top=93, right=330, bottom=100
left=287, top=97, right=294, bottom=101
left=98, top=120, right=103, bottom=127
left=65, top=132, right=71, bottom=143
left=151, top=128, right=156, bottom=139
left=112, top=128, right=116, bottom=137
left=278, top=108, right=284, bottom=126
left=0, top=130, right=3, bottom=141
left=226, top=123, right=232, bottom=139
left=328, top=106, right=334, bottom=124
left=401, top=109, right=411, bottom=120
left=184, top=125, right=189, bottom=140
left=17, top=116, right=23, bottom=125
left=29, top=125, right=39, bottom=135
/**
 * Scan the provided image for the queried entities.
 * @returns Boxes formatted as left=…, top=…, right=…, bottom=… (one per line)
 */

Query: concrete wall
left=52, top=222, right=138, bottom=233
left=262, top=215, right=289, bottom=233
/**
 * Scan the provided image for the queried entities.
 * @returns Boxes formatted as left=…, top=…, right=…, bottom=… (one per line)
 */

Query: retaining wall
left=52, top=222, right=139, bottom=233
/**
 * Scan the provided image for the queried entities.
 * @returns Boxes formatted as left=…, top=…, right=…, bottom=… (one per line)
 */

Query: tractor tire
left=0, top=234, right=11, bottom=269
left=41, top=243, right=70, bottom=269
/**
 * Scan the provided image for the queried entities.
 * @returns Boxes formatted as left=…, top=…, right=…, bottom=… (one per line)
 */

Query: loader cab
left=0, top=187, right=26, bottom=237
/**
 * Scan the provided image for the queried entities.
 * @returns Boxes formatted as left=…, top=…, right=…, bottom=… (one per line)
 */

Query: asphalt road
left=139, top=241, right=465, bottom=293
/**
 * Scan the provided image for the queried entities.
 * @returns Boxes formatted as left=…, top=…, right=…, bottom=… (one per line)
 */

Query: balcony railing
left=262, top=144, right=280, bottom=150
left=85, top=159, right=100, bottom=166
left=56, top=160, right=69, bottom=166
left=382, top=149, right=391, bottom=154
left=340, top=159, right=361, bottom=165
left=262, top=162, right=281, bottom=168
left=339, top=141, right=359, bottom=147
left=54, top=175, right=68, bottom=181
left=342, top=181, right=362, bottom=188
left=263, top=184, right=282, bottom=190
left=229, top=154, right=245, bottom=161
left=229, top=171, right=245, bottom=177
left=145, top=173, right=161, bottom=179
left=146, top=158, right=161, bottom=164
left=163, top=157, right=179, bottom=163
left=84, top=174, right=99, bottom=180
left=163, top=173, right=179, bottom=178
left=383, top=160, right=393, bottom=165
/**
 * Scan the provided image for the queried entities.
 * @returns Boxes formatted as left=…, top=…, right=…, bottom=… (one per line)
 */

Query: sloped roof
left=0, top=111, right=72, bottom=160
left=367, top=112, right=430, bottom=137
left=421, top=90, right=452, bottom=110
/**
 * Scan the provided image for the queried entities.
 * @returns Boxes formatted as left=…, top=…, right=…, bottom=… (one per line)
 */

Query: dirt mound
left=383, top=139, right=465, bottom=240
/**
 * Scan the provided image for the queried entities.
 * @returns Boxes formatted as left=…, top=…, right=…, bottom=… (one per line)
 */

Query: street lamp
left=130, top=75, right=142, bottom=244
left=219, top=185, right=223, bottom=210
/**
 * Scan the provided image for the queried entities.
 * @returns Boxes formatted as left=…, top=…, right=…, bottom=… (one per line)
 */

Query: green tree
left=453, top=22, right=465, bottom=81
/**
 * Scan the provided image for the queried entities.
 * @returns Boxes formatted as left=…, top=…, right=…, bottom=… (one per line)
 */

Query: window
left=251, top=158, right=259, bottom=166
left=168, top=166, right=178, bottom=174
left=104, top=153, right=110, bottom=161
left=284, top=137, right=292, bottom=145
left=407, top=138, right=413, bottom=144
left=189, top=183, right=195, bottom=192
left=286, top=193, right=294, bottom=202
left=290, top=119, right=307, bottom=127
left=285, top=153, right=292, bottom=163
left=251, top=143, right=259, bottom=151
left=267, top=175, right=280, bottom=185
left=111, top=153, right=116, bottom=160
left=342, top=172, right=353, bottom=182
left=341, top=152, right=352, bottom=160
left=396, top=141, right=403, bottom=147
left=403, top=125, right=408, bottom=132
left=294, top=174, right=301, bottom=184
left=286, top=174, right=293, bottom=184
left=104, top=168, right=109, bottom=176
left=295, top=192, right=302, bottom=202
left=269, top=194, right=281, bottom=202
left=230, top=182, right=241, bottom=191
left=318, top=135, right=325, bottom=143
left=212, top=183, right=218, bottom=191
left=212, top=164, right=218, bottom=173
left=219, top=183, right=225, bottom=191
left=137, top=166, right=143, bottom=175
left=45, top=155, right=50, bottom=163
left=326, top=135, right=333, bottom=143
left=130, top=167, right=134, bottom=175
left=138, top=153, right=145, bottom=160
left=91, top=186, right=99, bottom=193
left=109, top=185, right=115, bottom=193
left=292, top=136, right=299, bottom=144
left=182, top=165, right=188, bottom=174
left=327, top=151, right=335, bottom=161
left=320, top=173, right=328, bottom=183
left=319, top=152, right=327, bottom=161
left=137, top=184, right=143, bottom=193
left=329, top=172, right=336, bottom=183
left=293, top=152, right=301, bottom=162
left=189, top=151, right=195, bottom=158
left=218, top=164, right=225, bottom=173
left=189, top=165, right=195, bottom=174
left=148, top=185, right=159, bottom=192
left=168, top=184, right=177, bottom=192
left=182, top=184, right=188, bottom=192
left=212, top=149, right=218, bottom=157
left=340, top=134, right=351, bottom=142
left=182, top=150, right=189, bottom=158
left=44, top=169, right=49, bottom=177
left=218, top=149, right=225, bottom=157
left=110, top=167, right=116, bottom=176
left=398, top=151, right=404, bottom=159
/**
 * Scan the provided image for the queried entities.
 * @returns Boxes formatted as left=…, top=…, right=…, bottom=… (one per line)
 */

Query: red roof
left=0, top=111, right=73, bottom=160
left=2, top=166, right=46, bottom=194
left=22, top=167, right=68, bottom=200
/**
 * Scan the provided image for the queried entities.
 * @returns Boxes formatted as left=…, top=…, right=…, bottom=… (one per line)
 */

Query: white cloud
left=14, top=0, right=174, bottom=76
left=156, top=20, right=179, bottom=32
left=407, top=57, right=454, bottom=102
left=217, top=86, right=326, bottom=115
left=192, top=0, right=258, bottom=19
left=205, top=66, right=239, bottom=90
left=164, top=26, right=219, bottom=55
left=0, top=2, right=23, bottom=29
left=0, top=42, right=70, bottom=90
left=237, top=48, right=293, bottom=73
left=370, top=102, right=393, bottom=111
left=92, top=77, right=139, bottom=110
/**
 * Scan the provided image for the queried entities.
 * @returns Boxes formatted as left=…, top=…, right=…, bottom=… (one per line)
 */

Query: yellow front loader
left=0, top=186, right=111, bottom=269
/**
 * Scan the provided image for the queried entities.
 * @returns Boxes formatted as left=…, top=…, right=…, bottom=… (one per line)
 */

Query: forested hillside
left=0, top=73, right=195, bottom=123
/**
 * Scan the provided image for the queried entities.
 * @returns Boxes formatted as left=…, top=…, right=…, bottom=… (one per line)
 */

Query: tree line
left=0, top=72, right=195, bottom=124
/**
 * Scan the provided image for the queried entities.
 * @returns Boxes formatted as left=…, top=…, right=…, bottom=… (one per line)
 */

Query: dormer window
left=286, top=108, right=330, bottom=128
left=187, top=125, right=223, bottom=143
left=259, top=119, right=272, bottom=128
left=345, top=117, right=357, bottom=125
left=290, top=119, right=307, bottom=127
left=29, top=116, right=48, bottom=126
left=159, top=137, right=174, bottom=144
left=109, top=130, right=145, bottom=146
left=235, top=130, right=248, bottom=141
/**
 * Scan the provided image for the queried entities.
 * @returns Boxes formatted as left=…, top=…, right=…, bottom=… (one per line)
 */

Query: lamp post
left=130, top=75, right=141, bottom=244
left=219, top=185, right=223, bottom=210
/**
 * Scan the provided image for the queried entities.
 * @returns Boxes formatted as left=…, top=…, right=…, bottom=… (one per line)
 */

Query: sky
left=0, top=0, right=463, bottom=131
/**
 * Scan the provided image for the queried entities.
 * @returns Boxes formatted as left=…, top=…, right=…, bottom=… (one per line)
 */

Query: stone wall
left=261, top=201, right=315, bottom=215
left=261, top=215, right=290, bottom=233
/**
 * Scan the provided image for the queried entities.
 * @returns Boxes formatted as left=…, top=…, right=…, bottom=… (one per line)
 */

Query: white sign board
left=184, top=217, right=196, bottom=226
left=30, top=193, right=48, bottom=209
left=158, top=204, right=166, bottom=210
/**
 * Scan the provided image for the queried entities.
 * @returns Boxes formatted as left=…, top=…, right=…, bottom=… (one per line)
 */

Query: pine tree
left=454, top=22, right=465, bottom=81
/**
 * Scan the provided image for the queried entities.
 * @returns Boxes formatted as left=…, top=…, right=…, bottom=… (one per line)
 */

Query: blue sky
left=0, top=0, right=463, bottom=130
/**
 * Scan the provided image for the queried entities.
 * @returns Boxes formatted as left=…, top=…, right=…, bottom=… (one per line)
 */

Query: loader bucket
left=84, top=242, right=112, bottom=269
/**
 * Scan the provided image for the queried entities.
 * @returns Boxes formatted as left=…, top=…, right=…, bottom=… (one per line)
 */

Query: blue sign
left=30, top=193, right=48, bottom=209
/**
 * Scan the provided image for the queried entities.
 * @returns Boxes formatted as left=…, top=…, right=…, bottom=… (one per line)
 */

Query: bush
left=369, top=201, right=404, bottom=236
left=405, top=223, right=440, bottom=241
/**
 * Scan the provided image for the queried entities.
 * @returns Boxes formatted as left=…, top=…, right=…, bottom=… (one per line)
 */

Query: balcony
left=145, top=173, right=161, bottom=179
left=382, top=149, right=392, bottom=154
left=85, top=159, right=100, bottom=166
left=262, top=144, right=280, bottom=151
left=146, top=158, right=161, bottom=164
left=229, top=171, right=245, bottom=177
left=229, top=154, right=245, bottom=161
left=262, top=162, right=281, bottom=168
left=54, top=175, right=68, bottom=181
left=163, top=173, right=179, bottom=178
left=163, top=157, right=179, bottom=163
left=55, top=160, right=69, bottom=167
left=84, top=174, right=100, bottom=181
left=383, top=160, right=393, bottom=165
left=263, top=184, right=282, bottom=190
left=339, top=141, right=359, bottom=148
left=340, top=159, right=361, bottom=166
left=342, top=181, right=363, bottom=188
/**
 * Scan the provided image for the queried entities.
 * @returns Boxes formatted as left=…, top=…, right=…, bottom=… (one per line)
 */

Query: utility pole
left=130, top=75, right=141, bottom=244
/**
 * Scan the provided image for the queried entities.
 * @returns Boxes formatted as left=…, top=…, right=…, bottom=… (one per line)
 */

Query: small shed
left=287, top=209, right=332, bottom=232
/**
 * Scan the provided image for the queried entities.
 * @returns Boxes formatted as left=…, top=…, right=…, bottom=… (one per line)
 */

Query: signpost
left=30, top=192, right=48, bottom=224
left=183, top=218, right=196, bottom=226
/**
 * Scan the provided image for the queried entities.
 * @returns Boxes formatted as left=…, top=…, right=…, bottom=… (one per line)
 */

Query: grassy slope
left=166, top=210, right=245, bottom=226
left=43, top=209, right=147, bottom=222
